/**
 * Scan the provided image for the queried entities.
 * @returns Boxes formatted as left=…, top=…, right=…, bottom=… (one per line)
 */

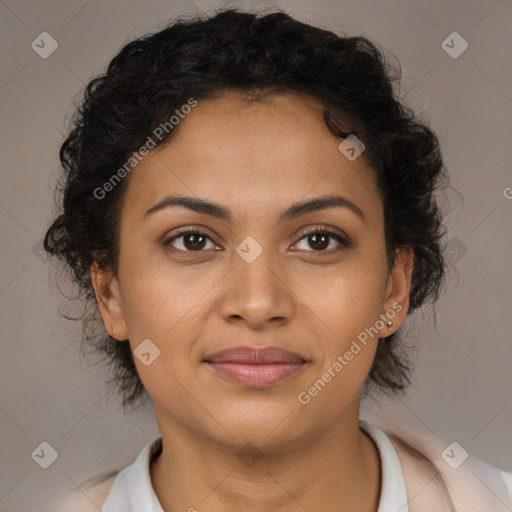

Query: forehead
left=120, top=92, right=381, bottom=225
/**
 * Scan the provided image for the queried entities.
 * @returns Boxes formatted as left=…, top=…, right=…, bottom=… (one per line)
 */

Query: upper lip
left=203, top=346, right=306, bottom=364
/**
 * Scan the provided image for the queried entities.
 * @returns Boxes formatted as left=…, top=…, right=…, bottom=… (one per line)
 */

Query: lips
left=204, top=346, right=305, bottom=364
left=203, top=346, right=307, bottom=388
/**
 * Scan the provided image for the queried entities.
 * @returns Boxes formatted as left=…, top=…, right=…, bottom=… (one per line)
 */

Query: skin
left=91, top=91, right=414, bottom=511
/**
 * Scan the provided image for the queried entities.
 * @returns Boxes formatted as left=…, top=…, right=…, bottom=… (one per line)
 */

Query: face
left=93, top=92, right=413, bottom=449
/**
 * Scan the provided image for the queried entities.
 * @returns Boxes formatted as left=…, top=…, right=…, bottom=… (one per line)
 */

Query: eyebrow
left=144, top=194, right=365, bottom=223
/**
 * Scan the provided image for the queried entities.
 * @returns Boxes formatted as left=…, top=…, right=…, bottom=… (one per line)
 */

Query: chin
left=202, top=399, right=307, bottom=448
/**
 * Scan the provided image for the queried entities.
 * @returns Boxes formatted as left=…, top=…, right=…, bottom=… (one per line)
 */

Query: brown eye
left=163, top=229, right=217, bottom=252
left=182, top=232, right=208, bottom=250
left=294, top=228, right=350, bottom=253
left=306, top=232, right=330, bottom=251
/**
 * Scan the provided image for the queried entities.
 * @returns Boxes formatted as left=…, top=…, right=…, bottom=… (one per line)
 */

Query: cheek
left=298, top=254, right=388, bottom=336
left=117, top=231, right=207, bottom=334
left=119, top=268, right=213, bottom=406
left=118, top=251, right=221, bottom=391
left=294, top=250, right=388, bottom=386
left=294, top=270, right=385, bottom=413
left=121, top=268, right=211, bottom=345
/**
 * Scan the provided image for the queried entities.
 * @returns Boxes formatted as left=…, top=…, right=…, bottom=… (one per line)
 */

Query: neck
left=150, top=408, right=381, bottom=512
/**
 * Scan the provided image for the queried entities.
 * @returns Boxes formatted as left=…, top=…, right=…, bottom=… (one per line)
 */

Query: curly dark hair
left=44, top=8, right=448, bottom=410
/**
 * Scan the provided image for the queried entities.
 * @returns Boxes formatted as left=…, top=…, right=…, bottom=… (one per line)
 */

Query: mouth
left=203, top=346, right=307, bottom=388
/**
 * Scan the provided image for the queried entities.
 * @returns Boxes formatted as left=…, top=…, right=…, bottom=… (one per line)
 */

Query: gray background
left=1, top=0, right=511, bottom=510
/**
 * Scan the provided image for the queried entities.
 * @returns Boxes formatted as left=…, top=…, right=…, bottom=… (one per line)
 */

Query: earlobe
left=90, top=261, right=128, bottom=340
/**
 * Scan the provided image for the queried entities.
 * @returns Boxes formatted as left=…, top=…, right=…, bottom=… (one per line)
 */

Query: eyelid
left=297, top=224, right=349, bottom=241
left=293, top=225, right=351, bottom=250
left=163, top=226, right=220, bottom=247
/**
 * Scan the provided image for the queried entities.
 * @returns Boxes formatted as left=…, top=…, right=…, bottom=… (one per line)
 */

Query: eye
left=163, top=226, right=350, bottom=254
left=163, top=228, right=219, bottom=252
left=293, top=226, right=350, bottom=253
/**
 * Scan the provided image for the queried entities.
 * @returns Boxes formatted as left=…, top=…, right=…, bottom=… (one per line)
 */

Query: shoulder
left=56, top=436, right=162, bottom=511
left=55, top=472, right=118, bottom=512
left=388, top=433, right=455, bottom=510
left=386, top=428, right=512, bottom=512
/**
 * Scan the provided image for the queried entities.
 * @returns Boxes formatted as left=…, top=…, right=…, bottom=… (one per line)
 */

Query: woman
left=45, top=8, right=512, bottom=511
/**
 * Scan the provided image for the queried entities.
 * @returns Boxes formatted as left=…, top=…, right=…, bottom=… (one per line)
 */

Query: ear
left=90, top=261, right=128, bottom=340
left=378, top=247, right=414, bottom=337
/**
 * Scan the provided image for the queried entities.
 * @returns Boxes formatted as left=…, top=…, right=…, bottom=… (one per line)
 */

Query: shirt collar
left=105, top=421, right=408, bottom=511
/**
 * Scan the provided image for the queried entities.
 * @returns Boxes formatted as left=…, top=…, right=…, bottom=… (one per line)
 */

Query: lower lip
left=205, top=362, right=305, bottom=388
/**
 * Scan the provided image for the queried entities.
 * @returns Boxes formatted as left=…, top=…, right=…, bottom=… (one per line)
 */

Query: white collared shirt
left=101, top=421, right=409, bottom=512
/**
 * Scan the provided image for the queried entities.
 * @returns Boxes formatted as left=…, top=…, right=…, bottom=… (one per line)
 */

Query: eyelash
left=162, top=226, right=350, bottom=254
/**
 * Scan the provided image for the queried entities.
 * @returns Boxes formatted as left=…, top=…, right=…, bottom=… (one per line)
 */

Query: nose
left=217, top=245, right=295, bottom=330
